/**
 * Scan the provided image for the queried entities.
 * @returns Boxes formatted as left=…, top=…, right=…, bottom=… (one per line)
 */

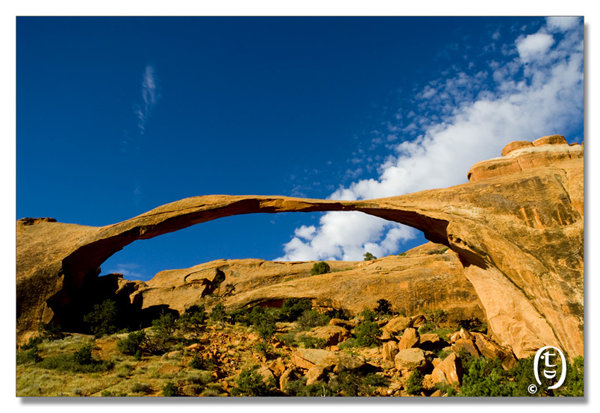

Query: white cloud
left=516, top=32, right=554, bottom=62
left=546, top=17, right=581, bottom=32
left=135, top=64, right=160, bottom=135
left=277, top=19, right=583, bottom=262
left=106, top=263, right=144, bottom=279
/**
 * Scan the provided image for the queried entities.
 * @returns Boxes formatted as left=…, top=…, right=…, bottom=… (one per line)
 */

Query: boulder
left=409, top=315, right=427, bottom=329
left=382, top=315, right=411, bottom=336
left=257, top=366, right=275, bottom=385
left=472, top=332, right=517, bottom=370
left=306, top=366, right=327, bottom=386
left=329, top=318, right=356, bottom=329
left=394, top=348, right=428, bottom=372
left=382, top=341, right=399, bottom=362
left=419, top=333, right=443, bottom=351
left=292, top=348, right=365, bottom=372
left=431, top=353, right=463, bottom=385
left=279, top=367, right=295, bottom=393
left=398, top=328, right=420, bottom=350
left=305, top=325, right=351, bottom=346
left=452, top=338, right=481, bottom=358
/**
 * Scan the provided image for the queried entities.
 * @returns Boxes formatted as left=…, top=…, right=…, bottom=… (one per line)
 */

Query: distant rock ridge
left=16, top=135, right=583, bottom=361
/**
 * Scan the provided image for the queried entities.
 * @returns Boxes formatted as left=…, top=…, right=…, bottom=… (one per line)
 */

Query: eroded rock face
left=16, top=136, right=584, bottom=361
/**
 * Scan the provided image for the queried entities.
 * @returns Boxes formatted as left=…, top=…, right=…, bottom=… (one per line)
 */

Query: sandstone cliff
left=16, top=135, right=583, bottom=360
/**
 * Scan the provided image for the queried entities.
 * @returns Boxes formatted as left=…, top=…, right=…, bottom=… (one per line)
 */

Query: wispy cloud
left=134, top=64, right=160, bottom=135
left=106, top=263, right=145, bottom=280
left=277, top=17, right=583, bottom=261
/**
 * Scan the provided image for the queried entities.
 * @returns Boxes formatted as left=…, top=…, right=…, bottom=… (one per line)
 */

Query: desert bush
left=177, top=305, right=207, bottom=335
left=406, top=370, right=425, bottom=395
left=297, top=335, right=327, bottom=349
left=117, top=330, right=147, bottom=356
left=38, top=344, right=112, bottom=373
left=362, top=373, right=389, bottom=394
left=209, top=303, right=228, bottom=323
left=310, top=262, right=330, bottom=276
left=152, top=313, right=178, bottom=337
left=17, top=346, right=42, bottom=364
left=354, top=320, right=382, bottom=347
left=278, top=298, right=313, bottom=322
left=130, top=382, right=152, bottom=394
left=162, top=381, right=178, bottom=397
left=83, top=299, right=119, bottom=337
left=296, top=309, right=330, bottom=331
left=285, top=376, right=334, bottom=397
left=374, top=299, right=393, bottom=316
left=231, top=367, right=277, bottom=396
left=189, top=354, right=216, bottom=371
left=324, top=307, right=351, bottom=320
left=363, top=252, right=377, bottom=261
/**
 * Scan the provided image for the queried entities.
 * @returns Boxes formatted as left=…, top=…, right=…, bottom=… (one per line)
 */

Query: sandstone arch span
left=17, top=137, right=583, bottom=360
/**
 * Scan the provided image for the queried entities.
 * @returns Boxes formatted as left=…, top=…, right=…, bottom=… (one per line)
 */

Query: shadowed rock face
left=16, top=136, right=583, bottom=360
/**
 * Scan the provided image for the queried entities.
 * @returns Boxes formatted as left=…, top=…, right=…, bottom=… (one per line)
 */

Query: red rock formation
left=17, top=136, right=583, bottom=360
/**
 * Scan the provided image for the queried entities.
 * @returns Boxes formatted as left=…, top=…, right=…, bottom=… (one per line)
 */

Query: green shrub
left=556, top=355, right=584, bottom=397
left=363, top=252, right=377, bottom=261
left=297, top=335, right=327, bottom=349
left=152, top=313, right=178, bottom=338
left=38, top=344, right=113, bottom=373
left=209, top=303, right=227, bottom=323
left=418, top=321, right=437, bottom=335
left=20, top=336, right=44, bottom=351
left=231, top=367, right=277, bottom=396
left=162, top=381, right=178, bottom=397
left=285, top=376, right=334, bottom=397
left=177, top=305, right=207, bottom=335
left=296, top=309, right=330, bottom=331
left=311, top=262, right=330, bottom=276
left=117, top=330, right=147, bottom=355
left=354, top=319, right=382, bottom=347
left=83, top=299, right=119, bottom=337
left=361, top=373, right=389, bottom=395
left=17, top=346, right=42, bottom=364
left=130, top=382, right=152, bottom=394
left=279, top=298, right=313, bottom=322
left=398, top=252, right=407, bottom=256
left=406, top=370, right=424, bottom=395
left=374, top=299, right=393, bottom=316
left=189, top=354, right=215, bottom=371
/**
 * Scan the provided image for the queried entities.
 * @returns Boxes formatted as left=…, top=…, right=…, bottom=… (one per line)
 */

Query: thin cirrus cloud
left=134, top=64, right=160, bottom=136
left=277, top=17, right=583, bottom=262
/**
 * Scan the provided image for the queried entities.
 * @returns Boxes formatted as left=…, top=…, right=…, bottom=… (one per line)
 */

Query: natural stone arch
left=17, top=140, right=584, bottom=360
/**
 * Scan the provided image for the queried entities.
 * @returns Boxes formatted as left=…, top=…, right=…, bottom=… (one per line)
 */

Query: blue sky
left=16, top=17, right=584, bottom=281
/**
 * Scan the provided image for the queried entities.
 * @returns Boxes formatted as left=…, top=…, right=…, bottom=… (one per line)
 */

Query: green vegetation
left=363, top=252, right=377, bottom=261
left=83, top=299, right=120, bottom=337
left=38, top=344, right=113, bottom=373
left=162, top=381, right=178, bottom=397
left=353, top=309, right=382, bottom=347
left=406, top=370, right=424, bottom=395
left=310, top=261, right=331, bottom=275
left=457, top=353, right=583, bottom=397
left=374, top=299, right=393, bottom=316
left=231, top=367, right=278, bottom=396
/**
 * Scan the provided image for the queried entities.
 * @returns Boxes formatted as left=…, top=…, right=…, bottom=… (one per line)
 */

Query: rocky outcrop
left=17, top=136, right=584, bottom=361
